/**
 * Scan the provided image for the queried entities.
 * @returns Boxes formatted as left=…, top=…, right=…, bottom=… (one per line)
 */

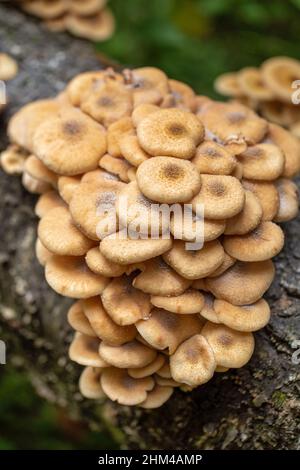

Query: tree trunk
left=0, top=3, right=299, bottom=450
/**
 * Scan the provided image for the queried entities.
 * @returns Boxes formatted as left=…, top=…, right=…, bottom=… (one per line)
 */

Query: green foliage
left=98, top=0, right=300, bottom=97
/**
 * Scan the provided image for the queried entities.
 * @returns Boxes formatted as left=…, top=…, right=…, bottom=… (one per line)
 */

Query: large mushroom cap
left=214, top=298, right=271, bottom=332
left=261, top=56, right=300, bottom=103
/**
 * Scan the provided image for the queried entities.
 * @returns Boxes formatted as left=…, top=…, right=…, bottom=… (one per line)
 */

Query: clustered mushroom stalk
left=1, top=65, right=300, bottom=409
left=215, top=56, right=300, bottom=139
left=15, top=0, right=115, bottom=41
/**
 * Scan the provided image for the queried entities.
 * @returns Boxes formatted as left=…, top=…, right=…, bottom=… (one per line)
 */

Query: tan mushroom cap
left=198, top=293, right=220, bottom=324
left=231, top=161, right=244, bottom=180
left=85, top=247, right=126, bottom=277
left=169, top=79, right=197, bottom=112
left=69, top=333, right=108, bottom=367
left=69, top=0, right=107, bottom=16
left=81, top=168, right=120, bottom=185
left=99, top=340, right=156, bottom=368
left=202, top=322, right=255, bottom=368
left=199, top=102, right=268, bottom=145
left=206, top=260, right=275, bottom=306
left=192, top=141, right=236, bottom=175
left=38, top=206, right=95, bottom=256
left=33, top=108, right=107, bottom=175
left=132, top=257, right=191, bottom=296
left=82, top=296, right=136, bottom=345
left=150, top=289, right=204, bottom=315
left=79, top=366, right=104, bottom=400
left=170, top=334, right=216, bottom=387
left=119, top=135, right=149, bottom=167
left=81, top=79, right=132, bottom=128
left=237, top=67, right=274, bottom=101
left=0, top=53, right=18, bottom=81
left=139, top=384, right=174, bottom=409
left=242, top=179, right=279, bottom=221
left=24, top=155, right=57, bottom=187
left=57, top=175, right=81, bottom=204
left=136, top=308, right=204, bottom=355
left=163, top=239, right=224, bottom=280
left=99, top=154, right=131, bottom=183
left=22, top=171, right=52, bottom=194
left=224, top=190, right=262, bottom=236
left=67, top=300, right=96, bottom=337
left=35, top=191, right=65, bottom=218
left=209, top=253, right=236, bottom=278
left=67, top=71, right=106, bottom=107
left=136, top=156, right=201, bottom=204
left=45, top=255, right=109, bottom=298
left=155, top=376, right=181, bottom=387
left=44, top=16, right=67, bottom=33
left=274, top=178, right=299, bottom=222
left=100, top=367, right=154, bottom=406
left=261, top=56, right=300, bottom=103
left=0, top=145, right=27, bottom=175
left=224, top=221, right=284, bottom=262
left=131, top=103, right=160, bottom=127
left=8, top=99, right=61, bottom=152
left=100, top=231, right=172, bottom=265
left=268, top=123, right=300, bottom=178
left=214, top=298, right=271, bottom=332
left=107, top=117, right=134, bottom=158
left=156, top=362, right=172, bottom=378
left=128, top=354, right=165, bottom=379
left=101, top=275, right=151, bottom=325
left=66, top=9, right=115, bottom=42
left=35, top=238, right=53, bottom=266
left=128, top=67, right=169, bottom=107
left=23, top=0, right=68, bottom=19
left=137, top=108, right=204, bottom=159
left=291, top=120, right=300, bottom=139
left=69, top=179, right=124, bottom=241
left=214, top=72, right=242, bottom=97
left=238, top=143, right=285, bottom=181
left=191, top=174, right=245, bottom=220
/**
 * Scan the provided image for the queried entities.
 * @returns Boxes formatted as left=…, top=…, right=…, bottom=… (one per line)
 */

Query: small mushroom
left=155, top=376, right=181, bottom=387
left=170, top=208, right=225, bottom=243
left=169, top=79, right=197, bottom=112
left=22, top=171, right=52, bottom=194
left=119, top=135, right=149, bottom=167
left=198, top=292, right=220, bottom=324
left=223, top=221, right=284, bottom=262
left=191, top=174, right=245, bottom=220
left=69, top=333, right=108, bottom=367
left=0, top=145, right=27, bottom=175
left=107, top=117, right=134, bottom=157
left=242, top=179, right=279, bottom=221
left=79, top=366, right=104, bottom=399
left=128, top=354, right=165, bottom=379
left=170, top=334, right=216, bottom=387
left=38, top=206, right=95, bottom=256
left=137, top=108, right=204, bottom=159
left=82, top=296, right=136, bottom=345
left=99, top=340, right=156, bottom=368
left=81, top=168, right=120, bottom=185
left=208, top=253, right=236, bottom=278
left=99, top=154, right=131, bottom=183
left=238, top=143, right=285, bottom=181
left=33, top=108, right=107, bottom=175
left=66, top=9, right=115, bottom=42
left=131, top=103, right=160, bottom=127
left=26, top=155, right=58, bottom=186
left=163, top=239, right=224, bottom=280
left=214, top=72, right=242, bottom=97
left=22, top=0, right=68, bottom=19
left=67, top=300, right=96, bottom=337
left=67, top=71, right=106, bottom=107
left=202, top=322, right=255, bottom=368
left=100, top=367, right=154, bottom=406
left=136, top=156, right=201, bottom=204
left=156, top=362, right=172, bottom=378
left=206, top=260, right=275, bottom=305
left=268, top=123, right=300, bottom=178
left=224, top=190, right=262, bottom=236
left=139, top=384, right=174, bottom=409
left=0, top=53, right=18, bottom=81
left=101, top=275, right=151, bottom=325
left=35, top=238, right=53, bottom=266
left=69, top=0, right=107, bottom=16
left=57, top=175, right=82, bottom=204
left=192, top=141, right=236, bottom=175
left=128, top=67, right=169, bottom=107
left=214, top=298, right=271, bottom=332
left=45, top=255, right=109, bottom=298
left=136, top=308, right=204, bottom=355
left=150, top=289, right=204, bottom=314
left=85, top=247, right=126, bottom=277
left=274, top=179, right=299, bottom=222
left=261, top=56, right=300, bottom=103
left=237, top=67, right=274, bottom=101
left=132, top=257, right=191, bottom=296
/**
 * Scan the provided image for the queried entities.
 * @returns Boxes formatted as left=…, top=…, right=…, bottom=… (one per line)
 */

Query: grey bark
left=0, top=3, right=300, bottom=450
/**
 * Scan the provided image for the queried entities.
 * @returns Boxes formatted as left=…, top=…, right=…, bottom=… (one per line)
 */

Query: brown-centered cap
left=136, top=156, right=201, bottom=204
left=163, top=239, right=225, bottom=280
left=206, top=260, right=275, bottom=305
left=69, top=333, right=108, bottom=367
left=45, top=255, right=109, bottom=298
left=33, top=108, right=107, bottom=175
left=267, top=123, right=300, bottom=178
left=137, top=108, right=204, bottom=159
left=214, top=298, right=271, bottom=332
left=57, top=175, right=82, bottom=204
left=99, top=154, right=131, bottom=182
left=150, top=289, right=204, bottom=315
left=101, top=274, right=151, bottom=325
left=136, top=308, right=204, bottom=354
left=67, top=300, right=96, bottom=337
left=191, top=174, right=245, bottom=220
left=201, top=322, right=255, bottom=368
left=100, top=367, right=154, bottom=406
left=170, top=334, right=216, bottom=386
left=0, top=144, right=27, bottom=175
left=82, top=296, right=136, bottom=344
left=35, top=238, right=53, bottom=266
left=198, top=292, right=220, bottom=324
left=238, top=143, right=285, bottom=181
left=85, top=247, right=126, bottom=277
left=274, top=178, right=299, bottom=222
left=132, top=257, right=191, bottom=296
left=66, top=9, right=115, bottom=42
left=139, top=384, right=174, bottom=409
left=99, top=340, right=156, bottom=368
left=214, top=72, right=242, bottom=97
left=22, top=171, right=52, bottom=194
left=79, top=366, right=104, bottom=399
left=128, top=354, right=165, bottom=379
left=0, top=53, right=18, bottom=81
left=22, top=0, right=68, bottom=19
left=38, top=206, right=95, bottom=256
left=224, top=190, right=262, bottom=236
left=242, top=179, right=279, bottom=221
left=237, top=67, right=274, bottom=101
left=261, top=56, right=300, bottom=103
left=192, top=141, right=236, bottom=175
left=67, top=70, right=106, bottom=107
left=35, top=190, right=66, bottom=219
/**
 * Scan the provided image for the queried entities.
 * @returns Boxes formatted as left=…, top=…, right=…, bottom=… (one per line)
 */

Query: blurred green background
left=2, top=0, right=300, bottom=451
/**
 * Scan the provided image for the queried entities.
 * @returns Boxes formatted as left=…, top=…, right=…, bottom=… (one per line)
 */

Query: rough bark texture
left=0, top=3, right=299, bottom=450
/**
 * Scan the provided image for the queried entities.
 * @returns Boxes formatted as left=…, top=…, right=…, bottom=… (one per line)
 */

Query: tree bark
left=0, top=3, right=299, bottom=450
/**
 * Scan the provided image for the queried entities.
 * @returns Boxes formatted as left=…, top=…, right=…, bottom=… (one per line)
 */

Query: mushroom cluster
left=0, top=53, right=18, bottom=114
left=215, top=57, right=300, bottom=139
left=16, top=0, right=115, bottom=41
left=1, top=66, right=300, bottom=408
